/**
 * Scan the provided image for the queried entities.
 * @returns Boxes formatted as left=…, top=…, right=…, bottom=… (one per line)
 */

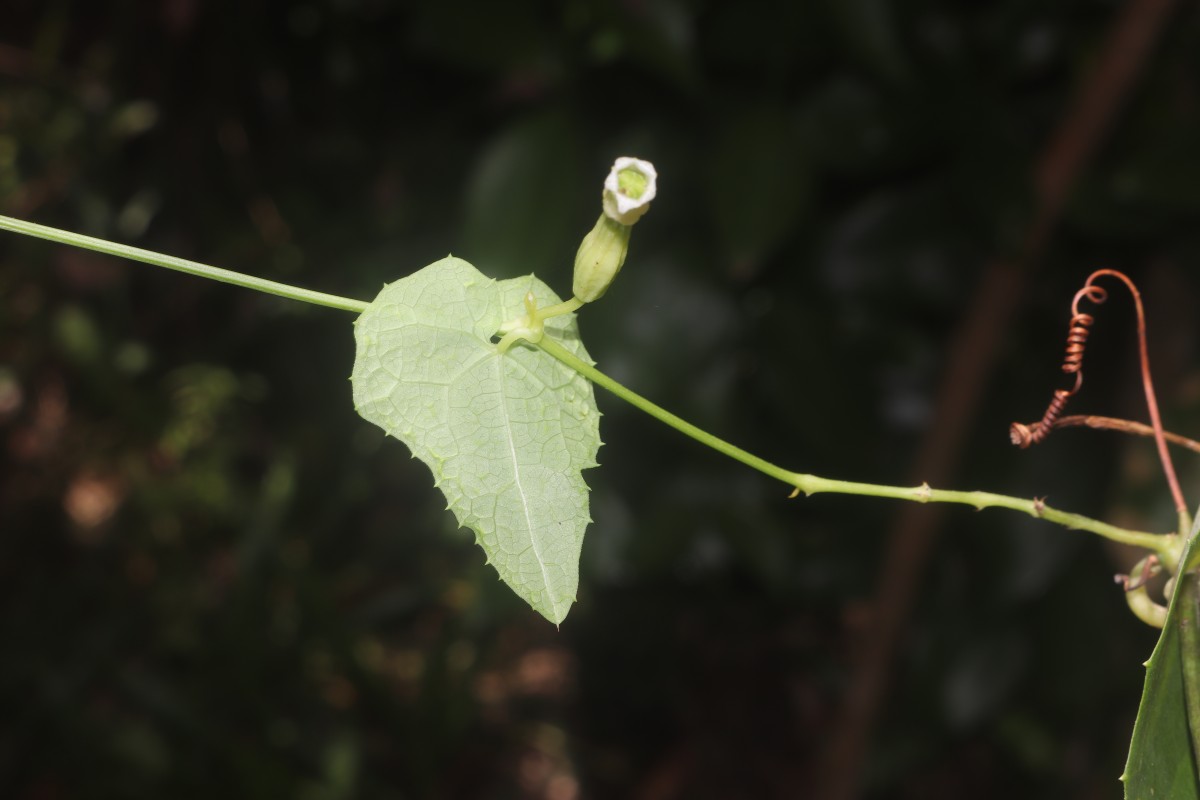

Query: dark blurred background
left=3, top=1, right=1200, bottom=798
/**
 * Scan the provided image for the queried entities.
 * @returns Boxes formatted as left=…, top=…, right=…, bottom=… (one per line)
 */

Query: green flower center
left=616, top=167, right=650, bottom=200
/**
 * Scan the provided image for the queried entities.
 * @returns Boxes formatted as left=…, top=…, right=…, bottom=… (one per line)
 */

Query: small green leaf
left=351, top=257, right=600, bottom=624
left=1123, top=534, right=1200, bottom=799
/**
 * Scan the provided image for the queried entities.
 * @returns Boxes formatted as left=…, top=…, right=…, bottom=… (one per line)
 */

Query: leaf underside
left=351, top=256, right=601, bottom=624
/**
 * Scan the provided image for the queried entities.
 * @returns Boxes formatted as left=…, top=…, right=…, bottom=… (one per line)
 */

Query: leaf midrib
left=494, top=354, right=558, bottom=617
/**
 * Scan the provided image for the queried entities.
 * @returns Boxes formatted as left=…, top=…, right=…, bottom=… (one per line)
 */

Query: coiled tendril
left=1010, top=283, right=1107, bottom=448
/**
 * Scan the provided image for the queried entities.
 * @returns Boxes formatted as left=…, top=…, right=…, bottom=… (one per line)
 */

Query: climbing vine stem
left=0, top=213, right=1179, bottom=567
left=0, top=214, right=369, bottom=314
left=533, top=336, right=1176, bottom=564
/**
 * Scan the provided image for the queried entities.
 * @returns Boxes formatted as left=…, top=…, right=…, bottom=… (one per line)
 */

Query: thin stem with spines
left=0, top=214, right=1180, bottom=566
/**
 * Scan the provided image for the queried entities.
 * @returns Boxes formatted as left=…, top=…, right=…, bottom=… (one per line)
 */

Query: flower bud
left=572, top=214, right=631, bottom=302
left=573, top=157, right=656, bottom=303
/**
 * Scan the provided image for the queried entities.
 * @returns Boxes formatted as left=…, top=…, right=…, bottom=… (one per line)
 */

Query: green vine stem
left=0, top=214, right=369, bottom=314
left=534, top=336, right=1177, bottom=564
left=0, top=214, right=1179, bottom=568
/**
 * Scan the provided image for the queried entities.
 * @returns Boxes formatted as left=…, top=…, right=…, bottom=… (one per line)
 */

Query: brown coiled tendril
left=1010, top=269, right=1186, bottom=520
left=1010, top=283, right=1108, bottom=448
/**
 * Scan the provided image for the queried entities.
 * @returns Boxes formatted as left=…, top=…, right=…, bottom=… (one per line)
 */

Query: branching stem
left=535, top=336, right=1177, bottom=564
left=0, top=214, right=1179, bottom=567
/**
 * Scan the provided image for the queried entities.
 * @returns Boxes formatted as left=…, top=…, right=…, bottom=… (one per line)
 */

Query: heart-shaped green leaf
left=351, top=257, right=600, bottom=624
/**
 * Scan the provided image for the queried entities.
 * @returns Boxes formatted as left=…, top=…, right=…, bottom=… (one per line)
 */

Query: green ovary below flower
left=573, top=214, right=632, bottom=303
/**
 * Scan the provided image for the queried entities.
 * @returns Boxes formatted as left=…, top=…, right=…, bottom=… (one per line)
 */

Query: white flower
left=602, top=157, right=657, bottom=225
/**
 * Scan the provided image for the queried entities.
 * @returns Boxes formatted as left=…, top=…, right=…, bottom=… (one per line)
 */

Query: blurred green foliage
left=2, top=1, right=1200, bottom=798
